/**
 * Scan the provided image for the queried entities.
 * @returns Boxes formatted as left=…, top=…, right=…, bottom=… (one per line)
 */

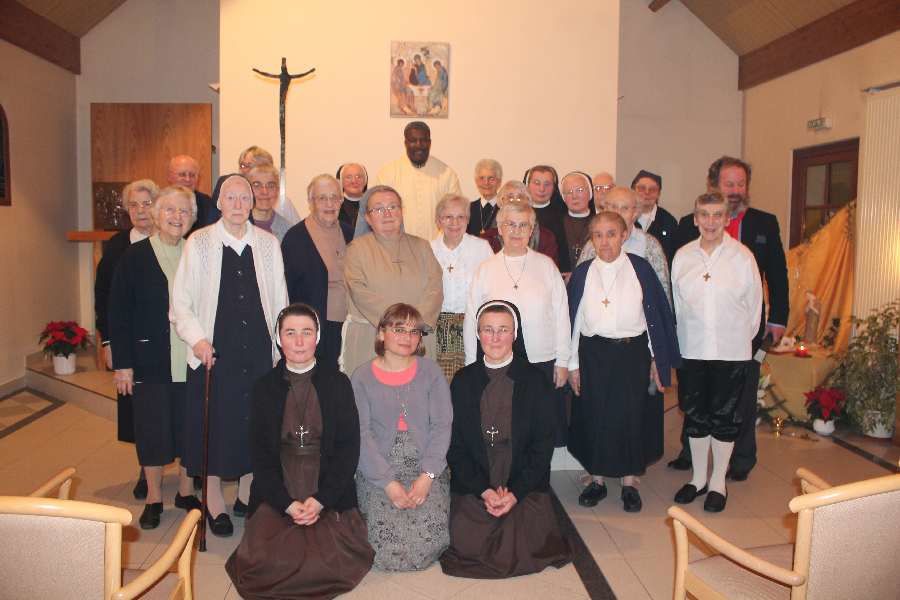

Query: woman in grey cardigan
left=351, top=303, right=453, bottom=571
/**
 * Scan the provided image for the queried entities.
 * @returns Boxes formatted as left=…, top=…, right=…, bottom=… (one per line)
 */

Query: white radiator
left=853, top=87, right=900, bottom=319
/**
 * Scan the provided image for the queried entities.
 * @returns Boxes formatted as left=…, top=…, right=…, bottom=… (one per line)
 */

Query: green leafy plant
left=826, top=299, right=899, bottom=433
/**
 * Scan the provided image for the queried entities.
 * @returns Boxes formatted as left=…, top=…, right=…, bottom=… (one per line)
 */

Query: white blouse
left=464, top=248, right=570, bottom=366
left=672, top=235, right=762, bottom=361
left=430, top=234, right=494, bottom=313
left=569, top=253, right=648, bottom=370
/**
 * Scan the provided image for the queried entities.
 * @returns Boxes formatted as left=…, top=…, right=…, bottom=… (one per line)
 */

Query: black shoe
left=726, top=468, right=749, bottom=482
left=206, top=510, right=234, bottom=537
left=132, top=478, right=148, bottom=500
left=233, top=498, right=248, bottom=517
left=667, top=456, right=692, bottom=471
left=621, top=486, right=642, bottom=513
left=674, top=483, right=709, bottom=504
left=704, top=491, right=727, bottom=512
left=139, top=503, right=163, bottom=529
left=192, top=476, right=202, bottom=491
left=174, top=493, right=202, bottom=512
left=578, top=481, right=608, bottom=507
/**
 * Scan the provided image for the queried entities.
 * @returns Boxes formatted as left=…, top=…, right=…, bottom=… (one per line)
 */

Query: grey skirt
left=357, top=431, right=450, bottom=571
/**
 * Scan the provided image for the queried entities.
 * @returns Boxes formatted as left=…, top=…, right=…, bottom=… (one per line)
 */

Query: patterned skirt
left=356, top=431, right=450, bottom=571
left=435, top=312, right=465, bottom=382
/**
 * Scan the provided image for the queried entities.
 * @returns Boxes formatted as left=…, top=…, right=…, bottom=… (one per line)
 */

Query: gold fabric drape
left=785, top=203, right=854, bottom=352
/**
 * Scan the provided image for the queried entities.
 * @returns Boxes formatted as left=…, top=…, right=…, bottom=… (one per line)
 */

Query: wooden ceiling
left=678, top=0, right=858, bottom=55
left=16, top=0, right=126, bottom=37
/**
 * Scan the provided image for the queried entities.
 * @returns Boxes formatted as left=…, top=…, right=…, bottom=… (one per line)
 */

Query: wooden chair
left=668, top=468, right=900, bottom=600
left=29, top=466, right=77, bottom=499
left=0, top=494, right=200, bottom=600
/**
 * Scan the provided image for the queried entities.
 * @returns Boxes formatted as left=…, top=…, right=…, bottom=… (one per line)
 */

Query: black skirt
left=132, top=382, right=185, bottom=466
left=531, top=360, right=568, bottom=447
left=568, top=333, right=652, bottom=477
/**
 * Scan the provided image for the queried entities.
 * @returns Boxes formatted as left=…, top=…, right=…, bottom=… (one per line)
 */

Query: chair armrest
left=796, top=468, right=831, bottom=494
left=112, top=509, right=201, bottom=600
left=29, top=467, right=76, bottom=499
left=667, top=506, right=805, bottom=587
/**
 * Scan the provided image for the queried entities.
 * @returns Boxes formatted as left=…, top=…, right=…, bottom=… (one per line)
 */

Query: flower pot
left=862, top=410, right=894, bottom=439
left=812, top=418, right=835, bottom=436
left=52, top=353, right=76, bottom=376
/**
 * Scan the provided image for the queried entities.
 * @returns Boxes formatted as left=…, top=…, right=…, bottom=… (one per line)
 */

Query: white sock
left=238, top=473, right=253, bottom=504
left=205, top=476, right=226, bottom=517
left=688, top=436, right=711, bottom=489
left=592, top=475, right=605, bottom=485
left=709, top=439, right=735, bottom=495
left=177, top=465, right=193, bottom=497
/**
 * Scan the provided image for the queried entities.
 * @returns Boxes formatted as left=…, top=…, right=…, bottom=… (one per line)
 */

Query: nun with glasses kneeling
left=226, top=303, right=374, bottom=600
left=440, top=300, right=571, bottom=578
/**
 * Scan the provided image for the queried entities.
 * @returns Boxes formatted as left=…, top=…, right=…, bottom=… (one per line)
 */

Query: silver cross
left=294, top=425, right=310, bottom=448
left=485, top=425, right=500, bottom=446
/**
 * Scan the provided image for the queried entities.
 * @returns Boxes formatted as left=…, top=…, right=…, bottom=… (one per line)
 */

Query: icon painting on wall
left=390, top=41, right=450, bottom=118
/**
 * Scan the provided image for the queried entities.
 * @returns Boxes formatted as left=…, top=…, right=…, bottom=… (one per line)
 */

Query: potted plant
left=827, top=299, right=899, bottom=438
left=39, top=320, right=89, bottom=375
left=803, top=386, right=846, bottom=436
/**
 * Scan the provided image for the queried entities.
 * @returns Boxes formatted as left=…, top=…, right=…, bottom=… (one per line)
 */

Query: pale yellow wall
left=0, top=40, right=78, bottom=386
left=743, top=31, right=900, bottom=245
left=219, top=0, right=620, bottom=215
left=74, top=0, right=220, bottom=328
left=617, top=0, right=741, bottom=221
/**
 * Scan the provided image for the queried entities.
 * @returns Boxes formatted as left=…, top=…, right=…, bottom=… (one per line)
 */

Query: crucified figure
left=252, top=57, right=315, bottom=171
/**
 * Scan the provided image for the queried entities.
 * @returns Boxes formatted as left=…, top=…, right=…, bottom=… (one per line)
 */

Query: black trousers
left=674, top=359, right=759, bottom=469
left=677, top=359, right=748, bottom=442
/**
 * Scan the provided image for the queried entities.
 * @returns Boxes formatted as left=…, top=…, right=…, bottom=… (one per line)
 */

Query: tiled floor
left=0, top=390, right=894, bottom=599
left=0, top=389, right=61, bottom=437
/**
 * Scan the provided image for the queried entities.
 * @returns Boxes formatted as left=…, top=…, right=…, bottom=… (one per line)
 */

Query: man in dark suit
left=668, top=156, right=789, bottom=480
left=632, top=170, right=678, bottom=265
left=168, top=154, right=219, bottom=232
left=467, top=158, right=503, bottom=236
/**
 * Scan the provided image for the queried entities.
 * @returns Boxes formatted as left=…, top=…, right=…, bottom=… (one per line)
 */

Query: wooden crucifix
left=252, top=57, right=315, bottom=206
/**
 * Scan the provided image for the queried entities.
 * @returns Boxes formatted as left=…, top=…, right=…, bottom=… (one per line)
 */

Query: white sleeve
left=745, top=253, right=763, bottom=341
left=551, top=265, right=571, bottom=368
left=172, top=238, right=206, bottom=348
left=569, top=296, right=585, bottom=371
left=464, top=264, right=484, bottom=365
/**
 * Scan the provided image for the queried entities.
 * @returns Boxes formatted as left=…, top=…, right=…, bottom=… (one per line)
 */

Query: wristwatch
left=423, top=471, right=435, bottom=480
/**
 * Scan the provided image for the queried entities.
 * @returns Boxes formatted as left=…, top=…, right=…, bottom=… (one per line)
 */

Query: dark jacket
left=639, top=205, right=679, bottom=266
left=248, top=360, right=361, bottom=517
left=108, top=239, right=175, bottom=383
left=567, top=253, right=681, bottom=386
left=534, top=203, right=570, bottom=273
left=675, top=207, right=789, bottom=344
left=447, top=356, right=555, bottom=501
left=95, top=229, right=132, bottom=341
left=189, top=191, right=218, bottom=236
left=467, top=198, right=498, bottom=236
left=281, top=219, right=354, bottom=320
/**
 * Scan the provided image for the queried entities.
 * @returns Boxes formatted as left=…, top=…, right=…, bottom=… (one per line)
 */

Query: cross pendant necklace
left=703, top=272, right=711, bottom=282
left=601, top=298, right=610, bottom=307
left=447, top=264, right=454, bottom=273
left=485, top=425, right=500, bottom=447
left=597, top=260, right=621, bottom=308
left=294, top=425, right=310, bottom=448
left=502, top=251, right=527, bottom=290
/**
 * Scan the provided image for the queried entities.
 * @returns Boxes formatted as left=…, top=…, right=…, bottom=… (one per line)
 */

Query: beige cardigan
left=172, top=221, right=288, bottom=369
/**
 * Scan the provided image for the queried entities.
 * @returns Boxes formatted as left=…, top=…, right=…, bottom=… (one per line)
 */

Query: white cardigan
left=172, top=221, right=289, bottom=369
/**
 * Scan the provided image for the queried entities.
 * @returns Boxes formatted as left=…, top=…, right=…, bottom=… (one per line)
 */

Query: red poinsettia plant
left=39, top=321, right=90, bottom=357
left=804, top=386, right=846, bottom=421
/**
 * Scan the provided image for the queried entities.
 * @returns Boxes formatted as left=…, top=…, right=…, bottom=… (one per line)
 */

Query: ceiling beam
left=649, top=0, right=672, bottom=12
left=0, top=0, right=80, bottom=74
left=739, top=0, right=900, bottom=90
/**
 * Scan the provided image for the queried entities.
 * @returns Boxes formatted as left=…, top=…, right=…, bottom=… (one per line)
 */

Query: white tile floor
left=0, top=391, right=893, bottom=599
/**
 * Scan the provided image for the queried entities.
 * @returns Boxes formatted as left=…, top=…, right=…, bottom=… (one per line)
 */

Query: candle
left=794, top=342, right=810, bottom=358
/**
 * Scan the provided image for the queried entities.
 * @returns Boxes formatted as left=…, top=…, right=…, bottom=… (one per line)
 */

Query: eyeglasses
left=367, top=204, right=401, bottom=216
left=313, top=193, right=341, bottom=204
left=439, top=214, right=467, bottom=223
left=500, top=221, right=532, bottom=232
left=239, top=162, right=255, bottom=170
left=478, top=326, right=513, bottom=338
left=161, top=206, right=191, bottom=217
left=251, top=181, right=278, bottom=191
left=500, top=194, right=528, bottom=203
left=563, top=187, right=588, bottom=197
left=635, top=185, right=659, bottom=194
left=387, top=326, right=422, bottom=338
left=127, top=199, right=153, bottom=209
left=594, top=184, right=614, bottom=192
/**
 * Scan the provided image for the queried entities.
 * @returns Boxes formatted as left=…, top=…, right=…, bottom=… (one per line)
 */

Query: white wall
left=75, top=0, right=220, bottom=328
left=0, top=40, right=78, bottom=386
left=743, top=31, right=900, bottom=244
left=219, top=0, right=620, bottom=214
left=617, top=0, right=742, bottom=221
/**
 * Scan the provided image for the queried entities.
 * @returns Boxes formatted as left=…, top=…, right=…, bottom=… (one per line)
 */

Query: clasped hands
left=481, top=486, right=518, bottom=518
left=285, top=497, right=323, bottom=526
left=385, top=474, right=433, bottom=509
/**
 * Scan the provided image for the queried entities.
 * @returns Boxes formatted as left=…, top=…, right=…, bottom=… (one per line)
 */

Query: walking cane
left=198, top=356, right=214, bottom=552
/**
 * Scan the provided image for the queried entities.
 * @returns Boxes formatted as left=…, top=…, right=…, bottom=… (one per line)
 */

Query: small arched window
left=0, top=105, right=9, bottom=206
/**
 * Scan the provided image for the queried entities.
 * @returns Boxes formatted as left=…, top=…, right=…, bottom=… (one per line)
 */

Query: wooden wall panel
left=91, top=102, right=212, bottom=196
left=0, top=0, right=80, bottom=74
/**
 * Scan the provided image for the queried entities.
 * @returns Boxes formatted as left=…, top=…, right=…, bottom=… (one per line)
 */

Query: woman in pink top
left=351, top=303, right=453, bottom=571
